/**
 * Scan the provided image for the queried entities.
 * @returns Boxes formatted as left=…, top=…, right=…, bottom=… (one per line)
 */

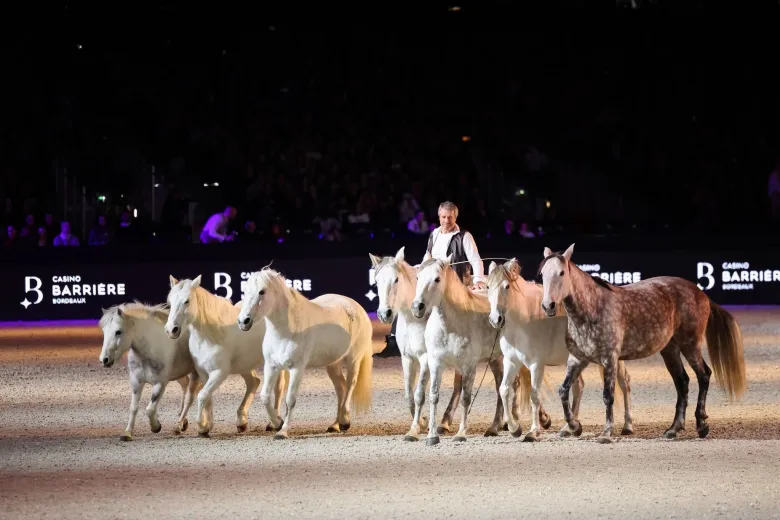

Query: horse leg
left=616, top=360, right=634, bottom=435
left=121, top=379, right=143, bottom=441
left=274, top=366, right=305, bottom=440
left=524, top=363, right=547, bottom=442
left=145, top=381, right=167, bottom=434
left=437, top=371, right=462, bottom=435
left=271, top=370, right=289, bottom=431
left=325, top=363, right=347, bottom=433
left=499, top=356, right=523, bottom=437
left=596, top=355, right=619, bottom=444
left=404, top=353, right=429, bottom=441
left=485, top=357, right=506, bottom=436
left=660, top=345, right=689, bottom=439
left=195, top=369, right=229, bottom=437
left=175, top=372, right=199, bottom=433
left=425, top=358, right=445, bottom=446
left=559, top=355, right=589, bottom=438
left=172, top=376, right=188, bottom=433
left=453, top=365, right=477, bottom=442
left=681, top=345, right=712, bottom=438
left=260, top=364, right=283, bottom=432
left=236, top=370, right=261, bottom=433
left=339, top=356, right=364, bottom=432
left=401, top=355, right=419, bottom=423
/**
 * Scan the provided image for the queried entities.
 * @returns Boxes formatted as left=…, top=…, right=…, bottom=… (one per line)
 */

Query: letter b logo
left=24, top=276, right=44, bottom=305
left=696, top=262, right=715, bottom=291
left=213, top=272, right=233, bottom=300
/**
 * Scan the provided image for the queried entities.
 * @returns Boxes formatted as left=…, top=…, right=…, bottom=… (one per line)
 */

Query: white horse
left=99, top=302, right=199, bottom=441
left=413, top=254, right=540, bottom=446
left=164, top=276, right=289, bottom=437
left=486, top=259, right=635, bottom=441
left=371, top=247, right=536, bottom=441
left=236, top=267, right=374, bottom=440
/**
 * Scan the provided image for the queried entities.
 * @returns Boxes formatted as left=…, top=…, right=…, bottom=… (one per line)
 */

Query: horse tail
left=515, top=365, right=532, bottom=416
left=705, top=301, right=747, bottom=402
left=352, top=350, right=374, bottom=415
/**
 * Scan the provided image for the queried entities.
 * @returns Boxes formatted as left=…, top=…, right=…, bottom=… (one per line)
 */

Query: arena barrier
left=1, top=240, right=778, bottom=321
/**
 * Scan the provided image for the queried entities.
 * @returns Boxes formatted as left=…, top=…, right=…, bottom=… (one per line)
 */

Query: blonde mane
left=100, top=301, right=169, bottom=329
left=436, top=262, right=490, bottom=314
left=189, top=285, right=240, bottom=344
left=249, top=268, right=312, bottom=332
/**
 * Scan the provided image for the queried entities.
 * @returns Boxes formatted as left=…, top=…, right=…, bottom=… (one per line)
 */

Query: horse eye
left=185, top=300, right=190, bottom=305
left=394, top=278, right=399, bottom=284
left=434, top=277, right=441, bottom=283
left=559, top=271, right=565, bottom=277
left=115, top=330, right=122, bottom=336
left=259, top=290, right=265, bottom=295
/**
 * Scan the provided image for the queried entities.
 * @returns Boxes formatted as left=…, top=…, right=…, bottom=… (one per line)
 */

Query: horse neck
left=565, top=263, right=605, bottom=322
left=395, top=263, right=417, bottom=314
left=265, top=284, right=313, bottom=333
left=190, top=288, right=236, bottom=341
left=439, top=272, right=487, bottom=322
left=128, top=315, right=158, bottom=359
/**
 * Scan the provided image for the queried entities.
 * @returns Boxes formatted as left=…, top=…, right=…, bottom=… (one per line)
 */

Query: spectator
left=239, top=220, right=262, bottom=241
left=114, top=210, right=141, bottom=244
left=4, top=224, right=17, bottom=247
left=53, top=221, right=80, bottom=246
left=88, top=215, right=112, bottom=245
left=43, top=213, right=57, bottom=239
left=503, top=219, right=516, bottom=236
left=18, top=214, right=37, bottom=246
left=200, top=205, right=237, bottom=244
left=407, top=211, right=429, bottom=235
left=398, top=193, right=419, bottom=224
left=518, top=221, right=536, bottom=239
left=37, top=226, right=48, bottom=247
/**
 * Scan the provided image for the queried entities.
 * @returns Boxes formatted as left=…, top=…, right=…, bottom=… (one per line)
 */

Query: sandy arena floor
left=2, top=308, right=780, bottom=519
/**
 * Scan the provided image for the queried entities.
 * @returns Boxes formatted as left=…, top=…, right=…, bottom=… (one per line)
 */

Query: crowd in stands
left=1, top=27, right=779, bottom=249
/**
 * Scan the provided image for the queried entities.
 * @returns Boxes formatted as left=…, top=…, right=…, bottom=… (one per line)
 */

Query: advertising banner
left=2, top=249, right=778, bottom=322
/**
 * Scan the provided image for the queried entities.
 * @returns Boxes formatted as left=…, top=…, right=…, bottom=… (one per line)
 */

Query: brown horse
left=538, top=244, right=747, bottom=443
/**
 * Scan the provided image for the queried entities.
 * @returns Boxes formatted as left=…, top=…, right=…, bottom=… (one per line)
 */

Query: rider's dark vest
left=426, top=229, right=471, bottom=283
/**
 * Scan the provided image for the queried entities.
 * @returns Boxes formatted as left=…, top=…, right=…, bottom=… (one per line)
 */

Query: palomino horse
left=487, top=259, right=635, bottom=440
left=371, top=247, right=529, bottom=441
left=236, top=268, right=374, bottom=439
left=539, top=244, right=747, bottom=443
left=412, top=254, right=548, bottom=446
left=164, top=276, right=289, bottom=437
left=99, top=302, right=200, bottom=440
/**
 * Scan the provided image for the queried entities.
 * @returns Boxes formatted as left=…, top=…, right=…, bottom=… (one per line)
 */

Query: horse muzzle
left=541, top=302, right=557, bottom=318
left=237, top=316, right=253, bottom=331
left=166, top=325, right=181, bottom=339
left=410, top=301, right=426, bottom=319
left=101, top=357, right=114, bottom=368
left=377, top=308, right=394, bottom=324
left=488, top=314, right=505, bottom=329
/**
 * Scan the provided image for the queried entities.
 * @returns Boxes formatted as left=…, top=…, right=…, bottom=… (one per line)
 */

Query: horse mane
left=375, top=256, right=415, bottom=285
left=249, top=267, right=313, bottom=331
left=439, top=262, right=490, bottom=314
left=100, top=301, right=169, bottom=329
left=190, top=286, right=239, bottom=343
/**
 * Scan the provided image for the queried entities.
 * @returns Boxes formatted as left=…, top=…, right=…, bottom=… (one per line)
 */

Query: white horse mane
left=186, top=285, right=239, bottom=344
left=423, top=259, right=490, bottom=314
left=100, top=301, right=169, bottom=329
left=247, top=267, right=314, bottom=331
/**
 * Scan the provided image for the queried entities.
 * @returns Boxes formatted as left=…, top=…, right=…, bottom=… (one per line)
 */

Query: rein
left=468, top=328, right=501, bottom=417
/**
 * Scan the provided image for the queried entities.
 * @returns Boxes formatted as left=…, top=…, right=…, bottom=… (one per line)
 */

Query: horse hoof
left=453, top=436, right=467, bottom=443
left=559, top=429, right=572, bottom=438
left=119, top=434, right=132, bottom=442
left=522, top=433, right=539, bottom=443
left=621, top=427, right=634, bottom=436
left=180, top=419, right=188, bottom=432
left=596, top=436, right=613, bottom=445
left=198, top=431, right=210, bottom=438
left=326, top=425, right=340, bottom=433
left=663, top=430, right=677, bottom=440
left=403, top=435, right=419, bottom=442
left=425, top=436, right=440, bottom=446
left=697, top=424, right=710, bottom=439
left=339, top=423, right=351, bottom=432
left=436, top=425, right=449, bottom=435
left=573, top=422, right=583, bottom=437
left=151, top=424, right=162, bottom=434
left=237, top=424, right=248, bottom=433
left=483, top=430, right=498, bottom=437
left=540, top=415, right=552, bottom=430
left=511, top=428, right=524, bottom=439
left=273, top=433, right=288, bottom=440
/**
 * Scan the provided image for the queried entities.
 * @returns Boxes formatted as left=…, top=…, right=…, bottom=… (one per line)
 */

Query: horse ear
left=507, top=258, right=522, bottom=276
left=116, top=307, right=123, bottom=317
left=395, top=246, right=405, bottom=263
left=488, top=261, right=497, bottom=274
left=169, top=275, right=178, bottom=288
left=444, top=253, right=453, bottom=266
left=192, top=275, right=202, bottom=288
left=543, top=247, right=553, bottom=259
left=423, top=250, right=432, bottom=262
left=563, top=243, right=575, bottom=261
left=369, top=253, right=382, bottom=267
